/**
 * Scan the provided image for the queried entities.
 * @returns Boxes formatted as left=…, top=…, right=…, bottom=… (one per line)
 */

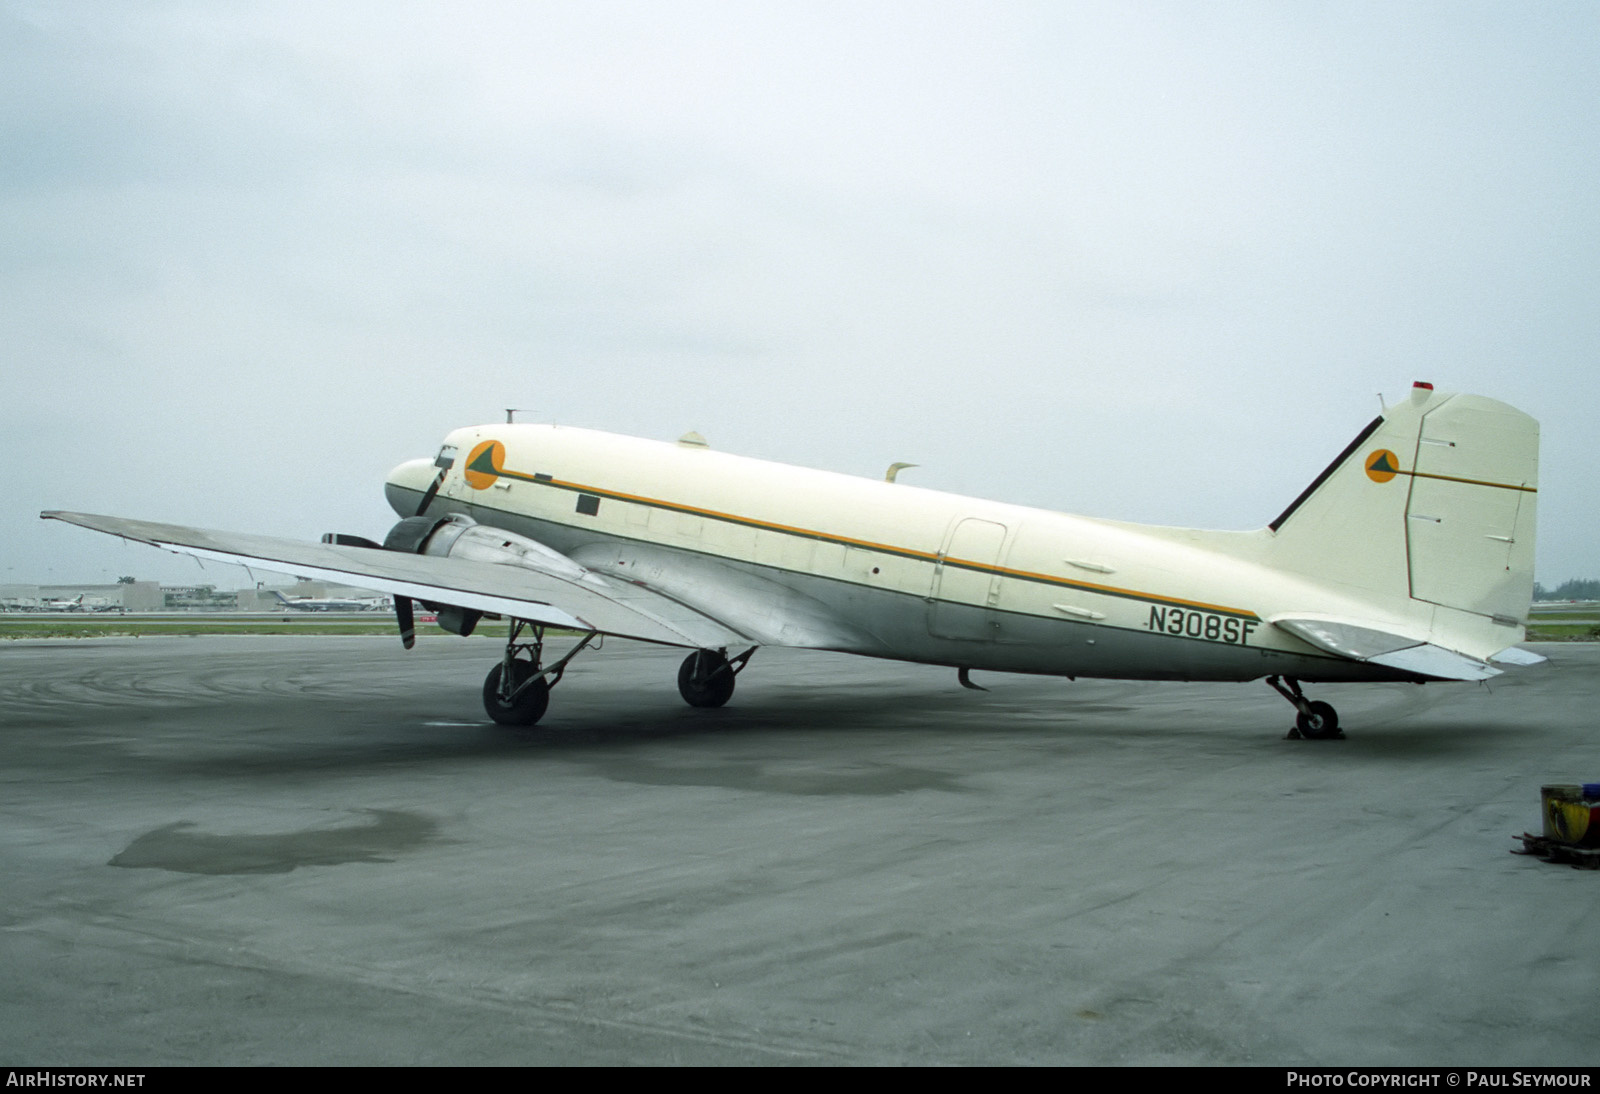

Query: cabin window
left=576, top=494, right=601, bottom=517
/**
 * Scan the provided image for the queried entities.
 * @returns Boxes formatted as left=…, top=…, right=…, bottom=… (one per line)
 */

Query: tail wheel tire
left=483, top=662, right=550, bottom=726
left=1296, top=700, right=1340, bottom=739
left=678, top=651, right=736, bottom=708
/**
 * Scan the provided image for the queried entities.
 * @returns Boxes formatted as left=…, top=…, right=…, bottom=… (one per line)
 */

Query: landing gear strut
left=1266, top=675, right=1341, bottom=740
left=482, top=620, right=598, bottom=727
left=677, top=647, right=756, bottom=708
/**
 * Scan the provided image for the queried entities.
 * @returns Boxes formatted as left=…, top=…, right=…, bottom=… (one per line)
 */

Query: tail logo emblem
left=463, top=440, right=505, bottom=490
left=1365, top=449, right=1400, bottom=484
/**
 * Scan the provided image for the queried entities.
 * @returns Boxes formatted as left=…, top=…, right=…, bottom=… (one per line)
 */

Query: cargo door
left=928, top=518, right=1008, bottom=640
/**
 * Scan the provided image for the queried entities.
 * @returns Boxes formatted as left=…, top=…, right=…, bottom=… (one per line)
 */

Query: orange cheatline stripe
left=1397, top=468, right=1537, bottom=493
left=489, top=466, right=1260, bottom=620
left=496, top=467, right=945, bottom=560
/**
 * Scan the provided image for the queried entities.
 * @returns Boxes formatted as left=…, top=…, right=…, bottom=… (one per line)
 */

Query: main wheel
left=1295, top=700, right=1340, bottom=739
left=678, top=650, right=735, bottom=708
left=483, top=661, right=550, bottom=726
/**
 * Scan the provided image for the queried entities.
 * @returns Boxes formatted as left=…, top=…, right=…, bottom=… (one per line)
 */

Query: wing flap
left=41, top=511, right=748, bottom=650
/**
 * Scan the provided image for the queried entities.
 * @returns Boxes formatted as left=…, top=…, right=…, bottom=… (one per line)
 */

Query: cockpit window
left=434, top=445, right=459, bottom=470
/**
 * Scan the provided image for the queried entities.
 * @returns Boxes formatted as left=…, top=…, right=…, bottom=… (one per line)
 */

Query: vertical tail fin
left=1266, top=384, right=1539, bottom=625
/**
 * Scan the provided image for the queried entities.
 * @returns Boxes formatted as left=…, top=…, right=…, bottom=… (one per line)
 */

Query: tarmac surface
left=2, top=635, right=1597, bottom=1066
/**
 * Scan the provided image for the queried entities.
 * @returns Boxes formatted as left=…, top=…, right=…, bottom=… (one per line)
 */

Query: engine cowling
left=410, top=516, right=589, bottom=581
left=378, top=515, right=587, bottom=637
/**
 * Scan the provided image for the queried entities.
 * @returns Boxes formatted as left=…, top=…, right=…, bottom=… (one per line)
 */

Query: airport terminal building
left=0, top=582, right=165, bottom=612
left=0, top=580, right=386, bottom=612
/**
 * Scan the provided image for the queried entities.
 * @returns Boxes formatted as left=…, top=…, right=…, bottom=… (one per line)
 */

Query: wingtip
left=1489, top=646, right=1548, bottom=667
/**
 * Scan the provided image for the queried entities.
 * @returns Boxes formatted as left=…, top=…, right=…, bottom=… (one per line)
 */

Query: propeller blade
left=414, top=470, right=447, bottom=516
left=395, top=595, right=416, bottom=650
left=320, top=533, right=383, bottom=548
left=320, top=532, right=418, bottom=648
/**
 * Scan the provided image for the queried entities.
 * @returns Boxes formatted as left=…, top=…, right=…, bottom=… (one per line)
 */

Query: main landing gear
left=482, top=620, right=598, bottom=727
left=677, top=647, right=756, bottom=708
left=1266, top=675, right=1341, bottom=740
left=481, top=629, right=759, bottom=726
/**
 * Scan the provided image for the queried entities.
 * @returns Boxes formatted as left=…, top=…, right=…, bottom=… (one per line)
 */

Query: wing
left=41, top=511, right=748, bottom=650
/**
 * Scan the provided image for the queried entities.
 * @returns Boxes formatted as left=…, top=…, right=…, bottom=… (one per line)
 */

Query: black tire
left=483, top=661, right=550, bottom=726
left=1295, top=700, right=1340, bottom=739
left=678, top=650, right=735, bottom=708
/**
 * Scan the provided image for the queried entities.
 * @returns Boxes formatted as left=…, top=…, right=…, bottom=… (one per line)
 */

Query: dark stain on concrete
left=109, top=809, right=441, bottom=874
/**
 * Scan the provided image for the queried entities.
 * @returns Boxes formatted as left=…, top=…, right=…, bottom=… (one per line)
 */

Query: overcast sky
left=4, top=0, right=1596, bottom=589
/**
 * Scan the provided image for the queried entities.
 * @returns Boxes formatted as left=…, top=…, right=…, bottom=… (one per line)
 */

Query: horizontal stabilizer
left=1272, top=618, right=1424, bottom=660
left=1366, top=644, right=1500, bottom=682
left=1488, top=646, right=1547, bottom=667
left=1273, top=616, right=1500, bottom=681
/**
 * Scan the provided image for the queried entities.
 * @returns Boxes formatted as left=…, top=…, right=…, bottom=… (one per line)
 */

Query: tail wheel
left=678, top=651, right=736, bottom=708
left=1296, top=700, right=1340, bottom=740
left=483, top=661, right=550, bottom=726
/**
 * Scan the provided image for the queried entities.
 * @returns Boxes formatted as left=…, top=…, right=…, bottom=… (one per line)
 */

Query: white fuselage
left=384, top=425, right=1428, bottom=683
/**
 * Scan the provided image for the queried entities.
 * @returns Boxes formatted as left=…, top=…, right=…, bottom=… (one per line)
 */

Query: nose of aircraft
left=385, top=457, right=439, bottom=518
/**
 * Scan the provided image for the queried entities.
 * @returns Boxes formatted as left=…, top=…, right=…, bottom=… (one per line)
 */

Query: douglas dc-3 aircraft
left=43, top=382, right=1541, bottom=737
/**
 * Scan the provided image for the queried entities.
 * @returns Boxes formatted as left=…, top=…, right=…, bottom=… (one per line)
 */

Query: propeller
left=394, top=595, right=416, bottom=649
left=321, top=446, right=456, bottom=649
left=414, top=467, right=447, bottom=517
left=321, top=528, right=427, bottom=649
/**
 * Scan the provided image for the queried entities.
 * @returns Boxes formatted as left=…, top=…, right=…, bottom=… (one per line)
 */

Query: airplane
left=42, top=381, right=1541, bottom=738
left=39, top=594, right=85, bottom=612
left=269, top=589, right=390, bottom=612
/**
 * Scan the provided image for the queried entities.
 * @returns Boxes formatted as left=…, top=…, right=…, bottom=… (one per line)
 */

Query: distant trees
left=116, top=575, right=136, bottom=584
left=1534, top=578, right=1600, bottom=601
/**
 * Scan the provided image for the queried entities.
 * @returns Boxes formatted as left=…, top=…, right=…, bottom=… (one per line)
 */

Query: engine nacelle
left=411, top=516, right=589, bottom=581
left=378, top=515, right=589, bottom=637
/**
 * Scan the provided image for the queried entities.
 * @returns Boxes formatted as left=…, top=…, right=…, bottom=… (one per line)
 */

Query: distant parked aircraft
left=269, top=590, right=389, bottom=612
